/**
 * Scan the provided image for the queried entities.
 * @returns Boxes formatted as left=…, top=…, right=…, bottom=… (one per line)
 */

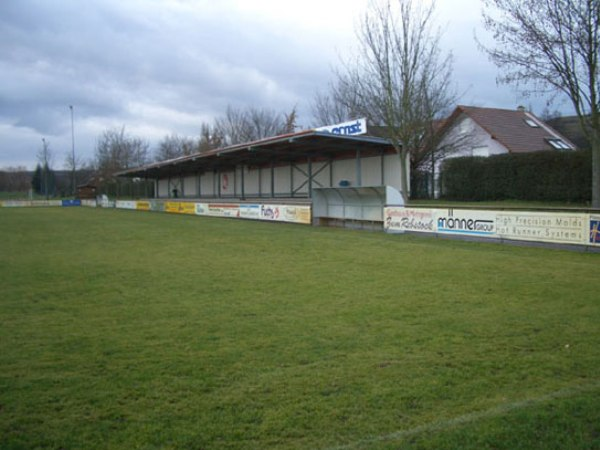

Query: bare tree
left=310, top=90, right=359, bottom=127
left=481, top=0, right=600, bottom=207
left=94, top=127, right=149, bottom=180
left=0, top=166, right=30, bottom=193
left=198, top=122, right=224, bottom=152
left=215, top=105, right=298, bottom=146
left=154, top=134, right=197, bottom=162
left=37, top=138, right=54, bottom=199
left=315, top=0, right=455, bottom=200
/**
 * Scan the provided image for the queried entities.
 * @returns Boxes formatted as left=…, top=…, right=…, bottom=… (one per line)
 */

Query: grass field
left=1, top=208, right=599, bottom=449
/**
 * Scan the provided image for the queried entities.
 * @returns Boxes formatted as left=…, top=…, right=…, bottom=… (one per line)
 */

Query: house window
left=524, top=118, right=540, bottom=128
left=472, top=146, right=489, bottom=157
left=547, top=138, right=571, bottom=150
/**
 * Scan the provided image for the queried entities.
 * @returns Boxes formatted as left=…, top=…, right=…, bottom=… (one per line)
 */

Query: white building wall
left=259, top=167, right=270, bottom=196
left=183, top=175, right=196, bottom=197
left=361, top=156, right=383, bottom=186
left=274, top=166, right=289, bottom=195
left=200, top=172, right=215, bottom=197
left=331, top=158, right=356, bottom=187
left=244, top=167, right=260, bottom=196
left=158, top=179, right=169, bottom=198
left=434, top=115, right=509, bottom=197
left=383, top=153, right=403, bottom=193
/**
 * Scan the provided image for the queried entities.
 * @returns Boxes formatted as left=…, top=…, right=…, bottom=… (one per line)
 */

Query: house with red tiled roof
left=431, top=105, right=577, bottom=197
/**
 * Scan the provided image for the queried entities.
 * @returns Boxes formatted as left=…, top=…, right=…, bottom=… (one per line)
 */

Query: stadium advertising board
left=115, top=200, right=137, bottom=210
left=136, top=201, right=151, bottom=211
left=207, top=203, right=240, bottom=218
left=316, top=118, right=367, bottom=136
left=436, top=209, right=496, bottom=236
left=61, top=199, right=81, bottom=207
left=384, top=207, right=593, bottom=247
left=240, top=204, right=261, bottom=220
left=285, top=205, right=312, bottom=224
left=590, top=216, right=600, bottom=246
left=384, top=208, right=435, bottom=233
left=2, top=200, right=63, bottom=207
left=260, top=204, right=311, bottom=224
left=164, top=201, right=196, bottom=215
left=496, top=211, right=586, bottom=245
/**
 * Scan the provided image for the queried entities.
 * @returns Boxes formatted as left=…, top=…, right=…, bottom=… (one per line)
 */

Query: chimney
left=517, top=105, right=526, bottom=112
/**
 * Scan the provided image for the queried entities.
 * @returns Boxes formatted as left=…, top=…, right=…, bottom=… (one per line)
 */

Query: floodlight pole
left=69, top=105, right=76, bottom=196
left=42, top=137, right=49, bottom=200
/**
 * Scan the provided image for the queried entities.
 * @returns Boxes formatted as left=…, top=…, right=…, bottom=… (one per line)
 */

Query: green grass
left=1, top=208, right=599, bottom=449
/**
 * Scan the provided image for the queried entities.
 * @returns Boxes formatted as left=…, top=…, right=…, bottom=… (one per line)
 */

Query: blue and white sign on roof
left=316, top=118, right=367, bottom=136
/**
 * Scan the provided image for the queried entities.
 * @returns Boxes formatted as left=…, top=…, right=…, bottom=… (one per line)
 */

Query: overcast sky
left=0, top=0, right=571, bottom=170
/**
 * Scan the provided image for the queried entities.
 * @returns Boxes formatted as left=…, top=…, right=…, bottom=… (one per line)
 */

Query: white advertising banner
left=316, top=118, right=367, bottom=136
left=435, top=209, right=496, bottom=237
left=384, top=207, right=495, bottom=237
left=207, top=203, right=240, bottom=218
left=240, top=204, right=261, bottom=220
left=259, top=204, right=311, bottom=224
left=384, top=207, right=435, bottom=233
left=115, top=200, right=137, bottom=210
left=496, top=211, right=587, bottom=245
left=385, top=207, right=594, bottom=247
left=2, top=200, right=62, bottom=207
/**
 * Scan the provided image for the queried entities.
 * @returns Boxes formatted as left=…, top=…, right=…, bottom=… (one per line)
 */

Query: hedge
left=440, top=150, right=591, bottom=202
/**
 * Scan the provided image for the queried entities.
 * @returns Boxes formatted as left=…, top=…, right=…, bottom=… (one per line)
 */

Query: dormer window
left=547, top=138, right=571, bottom=150
left=524, top=118, right=539, bottom=128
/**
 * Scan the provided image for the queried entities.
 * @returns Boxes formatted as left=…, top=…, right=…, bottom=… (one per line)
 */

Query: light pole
left=69, top=105, right=76, bottom=196
left=41, top=137, right=49, bottom=200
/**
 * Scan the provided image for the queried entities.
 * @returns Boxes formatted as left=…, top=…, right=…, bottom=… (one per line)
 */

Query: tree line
left=92, top=105, right=297, bottom=183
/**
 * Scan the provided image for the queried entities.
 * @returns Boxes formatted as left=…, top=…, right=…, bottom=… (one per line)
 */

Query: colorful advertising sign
left=284, top=205, right=311, bottom=224
left=316, top=118, right=367, bottom=136
left=207, top=203, right=240, bottom=218
left=136, top=201, right=151, bottom=211
left=164, top=202, right=196, bottom=215
left=436, top=209, right=496, bottom=236
left=590, top=216, right=600, bottom=246
left=240, top=204, right=261, bottom=220
left=384, top=208, right=435, bottom=233
left=259, top=204, right=311, bottom=224
left=385, top=207, right=595, bottom=247
left=61, top=199, right=81, bottom=207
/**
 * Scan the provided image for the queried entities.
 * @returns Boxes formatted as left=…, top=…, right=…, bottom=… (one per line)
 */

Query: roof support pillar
left=329, top=158, right=333, bottom=187
left=197, top=172, right=201, bottom=198
left=381, top=149, right=385, bottom=185
left=356, top=148, right=362, bottom=187
left=270, top=162, right=275, bottom=197
left=308, top=157, right=313, bottom=198
left=290, top=163, right=294, bottom=197
left=217, top=170, right=221, bottom=198
left=241, top=165, right=245, bottom=199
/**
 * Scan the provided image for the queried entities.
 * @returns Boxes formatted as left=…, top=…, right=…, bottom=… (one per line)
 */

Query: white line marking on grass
left=325, top=381, right=600, bottom=450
